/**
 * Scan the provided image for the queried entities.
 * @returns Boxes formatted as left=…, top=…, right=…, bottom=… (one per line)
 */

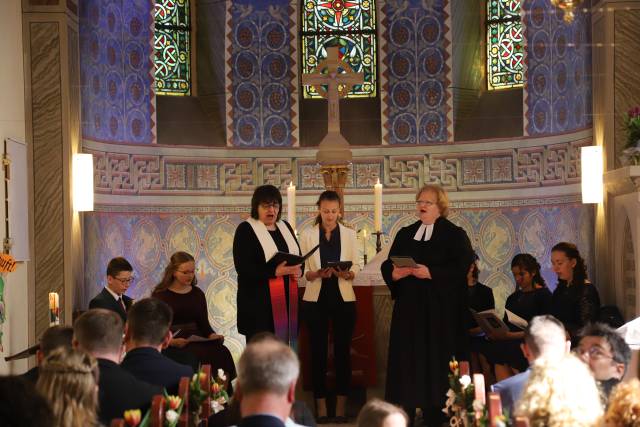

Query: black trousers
left=304, top=300, right=356, bottom=399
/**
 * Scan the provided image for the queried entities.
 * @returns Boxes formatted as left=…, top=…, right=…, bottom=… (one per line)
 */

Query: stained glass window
left=154, top=0, right=191, bottom=96
left=486, top=0, right=523, bottom=90
left=301, top=0, right=377, bottom=99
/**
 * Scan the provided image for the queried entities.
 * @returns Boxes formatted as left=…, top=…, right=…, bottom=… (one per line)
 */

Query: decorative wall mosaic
left=380, top=0, right=453, bottom=144
left=80, top=0, right=156, bottom=144
left=523, top=0, right=592, bottom=135
left=225, top=0, right=299, bottom=147
left=83, top=198, right=594, bottom=361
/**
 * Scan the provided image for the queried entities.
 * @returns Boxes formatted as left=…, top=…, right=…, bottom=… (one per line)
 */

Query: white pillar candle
left=473, top=373, right=486, bottom=405
left=287, top=182, right=296, bottom=230
left=374, top=179, right=382, bottom=232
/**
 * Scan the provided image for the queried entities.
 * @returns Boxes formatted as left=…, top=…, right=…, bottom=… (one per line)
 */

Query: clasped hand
left=275, top=261, right=302, bottom=278
left=391, top=264, right=431, bottom=281
left=307, top=267, right=353, bottom=281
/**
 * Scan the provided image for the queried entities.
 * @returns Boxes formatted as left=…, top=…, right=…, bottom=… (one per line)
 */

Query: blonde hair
left=36, top=347, right=99, bottom=427
left=416, top=184, right=449, bottom=218
left=605, top=379, right=640, bottom=427
left=357, top=398, right=408, bottom=427
left=516, top=354, right=603, bottom=427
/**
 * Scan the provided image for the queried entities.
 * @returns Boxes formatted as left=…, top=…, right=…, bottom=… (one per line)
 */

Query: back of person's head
left=516, top=354, right=603, bottom=427
left=237, top=338, right=299, bottom=397
left=74, top=308, right=124, bottom=355
left=578, top=322, right=632, bottom=374
left=40, top=325, right=74, bottom=357
left=0, top=375, right=52, bottom=427
left=36, top=347, right=98, bottom=427
left=106, top=257, right=133, bottom=277
left=524, top=315, right=567, bottom=360
left=127, top=298, right=173, bottom=346
left=357, top=399, right=408, bottom=427
left=605, top=378, right=640, bottom=427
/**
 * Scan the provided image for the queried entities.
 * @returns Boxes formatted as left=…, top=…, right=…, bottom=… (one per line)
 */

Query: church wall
left=0, top=0, right=29, bottom=375
left=523, top=0, right=592, bottom=136
left=79, top=0, right=156, bottom=144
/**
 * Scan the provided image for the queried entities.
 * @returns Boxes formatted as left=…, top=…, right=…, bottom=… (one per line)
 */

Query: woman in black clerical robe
left=381, top=184, right=473, bottom=427
left=482, top=254, right=551, bottom=380
left=550, top=242, right=600, bottom=340
left=233, top=184, right=303, bottom=345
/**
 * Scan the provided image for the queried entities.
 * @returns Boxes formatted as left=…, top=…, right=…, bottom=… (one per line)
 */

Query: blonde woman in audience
left=605, top=378, right=640, bottom=426
left=516, top=353, right=603, bottom=427
left=357, top=399, right=408, bottom=427
left=36, top=347, right=99, bottom=427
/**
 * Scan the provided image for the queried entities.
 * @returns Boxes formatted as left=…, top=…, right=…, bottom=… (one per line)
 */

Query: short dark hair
left=127, top=298, right=173, bottom=345
left=106, top=257, right=133, bottom=278
left=74, top=309, right=124, bottom=354
left=250, top=185, right=283, bottom=222
left=40, top=325, right=74, bottom=357
left=578, top=322, right=631, bottom=369
left=0, top=376, right=53, bottom=427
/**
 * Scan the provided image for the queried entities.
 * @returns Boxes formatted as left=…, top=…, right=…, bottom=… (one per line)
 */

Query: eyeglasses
left=260, top=202, right=280, bottom=210
left=114, top=276, right=135, bottom=284
left=416, top=200, right=436, bottom=207
left=575, top=346, right=614, bottom=361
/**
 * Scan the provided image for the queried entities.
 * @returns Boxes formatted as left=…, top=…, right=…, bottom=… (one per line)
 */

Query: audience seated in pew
left=0, top=375, right=52, bottom=427
left=19, top=324, right=73, bottom=384
left=36, top=347, right=99, bottom=427
left=74, top=309, right=162, bottom=425
left=122, top=297, right=193, bottom=395
left=576, top=322, right=632, bottom=406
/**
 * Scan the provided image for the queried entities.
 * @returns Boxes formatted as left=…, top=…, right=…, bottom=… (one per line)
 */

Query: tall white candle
left=374, top=179, right=382, bottom=232
left=287, top=182, right=296, bottom=230
left=473, top=373, right=486, bottom=405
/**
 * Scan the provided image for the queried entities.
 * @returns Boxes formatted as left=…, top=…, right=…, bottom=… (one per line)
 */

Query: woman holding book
left=300, top=190, right=360, bottom=423
left=381, top=184, right=474, bottom=427
left=152, top=251, right=237, bottom=384
left=483, top=253, right=552, bottom=380
left=233, top=184, right=303, bottom=344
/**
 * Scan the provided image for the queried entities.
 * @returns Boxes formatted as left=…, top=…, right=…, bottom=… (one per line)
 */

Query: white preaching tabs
left=413, top=223, right=434, bottom=241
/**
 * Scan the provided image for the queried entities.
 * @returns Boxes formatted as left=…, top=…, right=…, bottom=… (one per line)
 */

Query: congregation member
left=233, top=184, right=303, bottom=344
left=576, top=322, right=631, bottom=405
left=152, top=251, right=237, bottom=386
left=492, top=315, right=569, bottom=416
left=516, top=353, right=603, bottom=427
left=20, top=324, right=73, bottom=384
left=74, top=309, right=161, bottom=425
left=122, top=298, right=193, bottom=395
left=300, top=190, right=359, bottom=423
left=466, top=252, right=494, bottom=380
left=356, top=399, right=408, bottom=427
left=0, top=375, right=53, bottom=427
left=551, top=242, right=601, bottom=339
left=235, top=336, right=300, bottom=427
left=484, top=253, right=552, bottom=380
left=36, top=347, right=99, bottom=427
left=604, top=378, right=640, bottom=426
left=89, top=256, right=135, bottom=322
left=381, top=184, right=474, bottom=427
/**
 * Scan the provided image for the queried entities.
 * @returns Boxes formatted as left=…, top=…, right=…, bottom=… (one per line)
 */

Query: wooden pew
left=178, top=376, right=190, bottom=427
left=109, top=420, right=125, bottom=427
left=200, top=364, right=212, bottom=426
left=150, top=395, right=166, bottom=427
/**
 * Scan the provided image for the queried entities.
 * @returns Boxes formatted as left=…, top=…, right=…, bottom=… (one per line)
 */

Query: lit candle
left=374, top=179, right=382, bottom=232
left=287, top=182, right=296, bottom=231
left=473, top=373, right=485, bottom=405
left=488, top=392, right=502, bottom=427
left=49, top=292, right=60, bottom=326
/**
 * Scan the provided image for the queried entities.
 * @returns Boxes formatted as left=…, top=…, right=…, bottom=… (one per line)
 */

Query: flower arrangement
left=621, top=106, right=640, bottom=165
left=123, top=393, right=184, bottom=427
left=190, top=368, right=229, bottom=426
left=210, top=369, right=229, bottom=414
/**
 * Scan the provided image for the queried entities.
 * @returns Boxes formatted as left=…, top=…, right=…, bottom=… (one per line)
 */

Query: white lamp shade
left=73, top=153, right=94, bottom=212
left=581, top=146, right=603, bottom=204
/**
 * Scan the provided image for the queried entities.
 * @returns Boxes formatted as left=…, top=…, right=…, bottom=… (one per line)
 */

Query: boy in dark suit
left=89, top=257, right=134, bottom=321
left=121, top=298, right=193, bottom=394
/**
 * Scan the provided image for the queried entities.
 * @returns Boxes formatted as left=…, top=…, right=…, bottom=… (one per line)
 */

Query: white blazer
left=300, top=223, right=360, bottom=302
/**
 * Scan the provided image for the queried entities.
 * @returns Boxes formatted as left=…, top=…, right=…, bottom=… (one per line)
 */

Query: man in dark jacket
left=89, top=257, right=134, bottom=321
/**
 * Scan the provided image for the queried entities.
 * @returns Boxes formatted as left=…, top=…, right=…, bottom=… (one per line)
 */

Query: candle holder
left=373, top=231, right=383, bottom=253
left=359, top=229, right=368, bottom=265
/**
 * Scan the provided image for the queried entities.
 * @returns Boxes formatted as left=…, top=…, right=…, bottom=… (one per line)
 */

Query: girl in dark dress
left=484, top=254, right=551, bottom=381
left=550, top=242, right=600, bottom=340
left=152, top=252, right=237, bottom=385
left=381, top=184, right=473, bottom=427
left=467, top=254, right=495, bottom=381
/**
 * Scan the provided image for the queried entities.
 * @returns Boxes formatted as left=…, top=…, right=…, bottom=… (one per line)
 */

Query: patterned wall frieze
left=86, top=135, right=591, bottom=196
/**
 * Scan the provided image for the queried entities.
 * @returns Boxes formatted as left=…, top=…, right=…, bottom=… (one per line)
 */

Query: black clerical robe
left=381, top=217, right=473, bottom=413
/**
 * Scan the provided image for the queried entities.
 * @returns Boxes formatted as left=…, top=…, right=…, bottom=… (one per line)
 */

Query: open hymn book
left=470, top=309, right=528, bottom=335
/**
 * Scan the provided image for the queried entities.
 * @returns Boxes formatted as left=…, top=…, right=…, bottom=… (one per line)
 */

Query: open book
left=269, top=244, right=319, bottom=266
left=505, top=309, right=528, bottom=330
left=470, top=309, right=509, bottom=335
left=185, top=335, right=223, bottom=343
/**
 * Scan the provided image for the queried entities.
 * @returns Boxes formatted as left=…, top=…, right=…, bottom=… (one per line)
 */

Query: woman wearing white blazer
left=300, top=190, right=360, bottom=424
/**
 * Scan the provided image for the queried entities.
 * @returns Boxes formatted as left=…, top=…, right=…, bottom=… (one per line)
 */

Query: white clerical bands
left=413, top=223, right=434, bottom=242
